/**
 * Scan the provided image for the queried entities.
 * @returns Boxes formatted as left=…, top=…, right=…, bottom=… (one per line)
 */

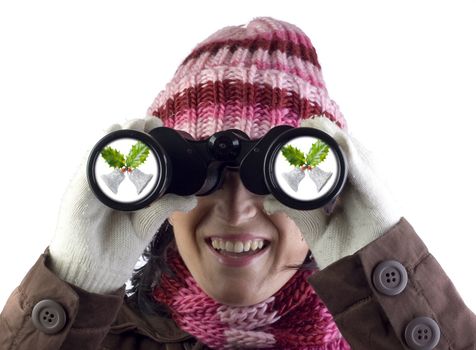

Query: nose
left=214, top=168, right=262, bottom=226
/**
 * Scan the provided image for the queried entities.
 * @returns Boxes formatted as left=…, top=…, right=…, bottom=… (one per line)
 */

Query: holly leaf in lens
left=101, top=147, right=126, bottom=168
left=281, top=145, right=306, bottom=167
left=306, top=140, right=330, bottom=167
left=125, top=141, right=150, bottom=168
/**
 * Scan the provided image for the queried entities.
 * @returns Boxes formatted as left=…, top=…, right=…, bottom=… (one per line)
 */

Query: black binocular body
left=86, top=124, right=348, bottom=212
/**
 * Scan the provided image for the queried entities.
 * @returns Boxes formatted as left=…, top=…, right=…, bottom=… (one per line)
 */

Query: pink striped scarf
left=152, top=246, right=351, bottom=349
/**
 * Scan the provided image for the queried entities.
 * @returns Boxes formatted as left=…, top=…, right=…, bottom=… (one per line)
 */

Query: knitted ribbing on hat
left=152, top=246, right=351, bottom=349
left=147, top=16, right=347, bottom=141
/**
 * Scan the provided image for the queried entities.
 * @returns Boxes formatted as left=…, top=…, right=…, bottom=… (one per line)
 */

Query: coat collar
left=109, top=295, right=194, bottom=343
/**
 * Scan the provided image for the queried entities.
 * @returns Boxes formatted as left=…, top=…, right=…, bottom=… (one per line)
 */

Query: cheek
left=268, top=211, right=302, bottom=241
left=168, top=201, right=210, bottom=256
left=267, top=212, right=309, bottom=263
left=168, top=213, right=196, bottom=254
left=169, top=199, right=206, bottom=236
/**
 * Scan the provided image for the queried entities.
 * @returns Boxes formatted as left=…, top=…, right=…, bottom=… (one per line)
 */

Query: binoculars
left=86, top=123, right=348, bottom=212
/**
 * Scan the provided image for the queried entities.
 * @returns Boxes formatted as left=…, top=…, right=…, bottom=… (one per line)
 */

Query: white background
left=1, top=1, right=475, bottom=314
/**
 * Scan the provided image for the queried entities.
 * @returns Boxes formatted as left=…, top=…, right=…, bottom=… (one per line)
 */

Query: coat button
left=372, top=260, right=408, bottom=296
left=31, top=299, right=67, bottom=334
left=404, top=316, right=440, bottom=349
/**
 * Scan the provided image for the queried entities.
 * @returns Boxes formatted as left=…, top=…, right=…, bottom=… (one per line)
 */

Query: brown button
left=404, top=316, right=440, bottom=349
left=31, top=299, right=67, bottom=334
left=372, top=260, right=408, bottom=296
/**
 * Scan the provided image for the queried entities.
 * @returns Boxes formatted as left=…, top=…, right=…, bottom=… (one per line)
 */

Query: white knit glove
left=48, top=116, right=198, bottom=294
left=263, top=115, right=404, bottom=271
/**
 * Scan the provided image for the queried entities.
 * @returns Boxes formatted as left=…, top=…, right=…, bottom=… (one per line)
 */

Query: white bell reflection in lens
left=94, top=137, right=158, bottom=203
left=274, top=136, right=338, bottom=201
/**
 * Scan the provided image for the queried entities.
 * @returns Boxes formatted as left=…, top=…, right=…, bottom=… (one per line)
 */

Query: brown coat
left=1, top=217, right=476, bottom=349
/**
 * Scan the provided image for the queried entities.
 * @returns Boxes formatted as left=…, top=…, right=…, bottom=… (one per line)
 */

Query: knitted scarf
left=152, top=246, right=351, bottom=349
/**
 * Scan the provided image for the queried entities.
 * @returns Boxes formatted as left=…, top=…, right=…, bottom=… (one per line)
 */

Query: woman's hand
left=48, top=116, right=198, bottom=294
left=263, top=115, right=404, bottom=270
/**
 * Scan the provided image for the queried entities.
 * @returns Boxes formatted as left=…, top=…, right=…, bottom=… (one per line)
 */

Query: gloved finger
left=301, top=115, right=374, bottom=192
left=302, top=116, right=389, bottom=209
left=143, top=115, right=164, bottom=133
left=338, top=131, right=403, bottom=217
left=130, top=193, right=198, bottom=241
left=303, top=115, right=379, bottom=170
left=322, top=195, right=340, bottom=216
left=103, top=122, right=122, bottom=134
left=121, top=117, right=146, bottom=132
left=300, top=114, right=342, bottom=138
left=262, top=193, right=328, bottom=246
left=305, top=116, right=404, bottom=227
left=103, top=116, right=164, bottom=135
left=57, top=149, right=112, bottom=226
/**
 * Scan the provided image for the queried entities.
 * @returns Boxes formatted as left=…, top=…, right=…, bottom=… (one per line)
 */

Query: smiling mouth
left=204, top=238, right=271, bottom=257
left=204, top=238, right=270, bottom=267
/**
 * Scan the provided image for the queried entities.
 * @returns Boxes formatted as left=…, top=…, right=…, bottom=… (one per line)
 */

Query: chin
left=194, top=269, right=273, bottom=306
left=213, top=295, right=258, bottom=307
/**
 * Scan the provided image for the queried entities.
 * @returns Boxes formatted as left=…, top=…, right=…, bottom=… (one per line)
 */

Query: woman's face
left=168, top=168, right=310, bottom=307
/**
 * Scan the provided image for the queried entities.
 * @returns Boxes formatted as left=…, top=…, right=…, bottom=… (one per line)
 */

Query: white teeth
left=225, top=241, right=234, bottom=252
left=210, top=238, right=266, bottom=253
left=234, top=241, right=244, bottom=253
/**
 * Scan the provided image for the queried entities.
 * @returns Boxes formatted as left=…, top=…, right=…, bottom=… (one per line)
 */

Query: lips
left=205, top=233, right=270, bottom=241
left=204, top=237, right=270, bottom=267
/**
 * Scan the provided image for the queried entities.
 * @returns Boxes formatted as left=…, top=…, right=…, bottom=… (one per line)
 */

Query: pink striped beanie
left=146, top=16, right=347, bottom=140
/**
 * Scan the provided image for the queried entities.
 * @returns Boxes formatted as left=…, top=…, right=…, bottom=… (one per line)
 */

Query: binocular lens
left=274, top=135, right=337, bottom=202
left=92, top=137, right=160, bottom=203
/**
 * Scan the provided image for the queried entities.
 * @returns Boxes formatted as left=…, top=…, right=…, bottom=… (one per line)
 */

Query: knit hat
left=146, top=16, right=347, bottom=141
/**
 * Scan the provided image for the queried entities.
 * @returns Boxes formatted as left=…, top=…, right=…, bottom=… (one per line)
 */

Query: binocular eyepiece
left=86, top=123, right=348, bottom=212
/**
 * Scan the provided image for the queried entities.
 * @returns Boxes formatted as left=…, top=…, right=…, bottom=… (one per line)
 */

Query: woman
left=1, top=16, right=475, bottom=350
